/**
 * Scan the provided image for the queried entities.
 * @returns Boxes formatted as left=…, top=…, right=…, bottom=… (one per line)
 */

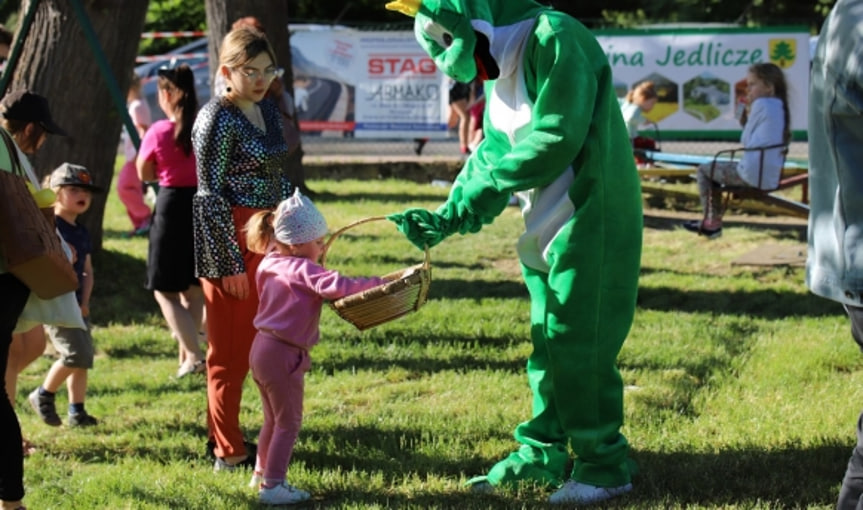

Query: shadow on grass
left=644, top=211, right=807, bottom=241
left=304, top=424, right=852, bottom=508
left=47, top=438, right=852, bottom=508
left=92, top=248, right=158, bottom=325
left=45, top=406, right=849, bottom=508
left=637, top=285, right=841, bottom=318
left=299, top=423, right=510, bottom=479
left=317, top=351, right=526, bottom=376
left=623, top=317, right=759, bottom=419
left=124, top=484, right=533, bottom=510
left=100, top=338, right=175, bottom=360
left=429, top=278, right=529, bottom=300
left=630, top=444, right=848, bottom=507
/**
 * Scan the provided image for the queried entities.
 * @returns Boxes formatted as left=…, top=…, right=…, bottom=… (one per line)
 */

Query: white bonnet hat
left=273, top=189, right=328, bottom=245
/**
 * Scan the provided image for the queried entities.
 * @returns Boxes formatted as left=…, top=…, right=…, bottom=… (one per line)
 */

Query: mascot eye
left=422, top=20, right=454, bottom=48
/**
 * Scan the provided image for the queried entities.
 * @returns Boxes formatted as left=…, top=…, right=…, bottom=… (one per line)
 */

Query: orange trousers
left=201, top=206, right=264, bottom=459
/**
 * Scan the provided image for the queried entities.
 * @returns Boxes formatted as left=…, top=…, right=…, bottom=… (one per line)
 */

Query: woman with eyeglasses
left=136, top=64, right=206, bottom=379
left=191, top=26, right=291, bottom=473
left=213, top=16, right=312, bottom=197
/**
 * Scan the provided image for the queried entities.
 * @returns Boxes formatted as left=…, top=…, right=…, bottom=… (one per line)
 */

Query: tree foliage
left=286, top=0, right=837, bottom=32
left=1, top=0, right=843, bottom=36
left=140, top=0, right=206, bottom=55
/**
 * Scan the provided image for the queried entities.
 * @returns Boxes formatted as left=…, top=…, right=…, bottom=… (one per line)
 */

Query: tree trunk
left=9, top=0, right=149, bottom=251
left=204, top=0, right=292, bottom=93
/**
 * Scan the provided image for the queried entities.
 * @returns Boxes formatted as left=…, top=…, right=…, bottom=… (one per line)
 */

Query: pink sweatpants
left=116, top=159, right=151, bottom=230
left=249, top=332, right=310, bottom=482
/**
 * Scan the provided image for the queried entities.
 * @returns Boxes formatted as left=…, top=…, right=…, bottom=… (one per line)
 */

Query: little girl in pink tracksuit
left=244, top=190, right=386, bottom=506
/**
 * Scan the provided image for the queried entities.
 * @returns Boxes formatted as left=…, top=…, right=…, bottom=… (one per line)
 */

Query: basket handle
left=320, top=215, right=430, bottom=270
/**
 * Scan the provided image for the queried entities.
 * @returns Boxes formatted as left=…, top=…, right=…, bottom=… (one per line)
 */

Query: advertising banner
left=597, top=26, right=809, bottom=140
left=290, top=26, right=810, bottom=140
left=291, top=29, right=448, bottom=138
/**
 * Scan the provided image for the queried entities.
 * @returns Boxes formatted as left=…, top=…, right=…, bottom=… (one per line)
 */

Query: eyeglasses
left=233, top=66, right=284, bottom=81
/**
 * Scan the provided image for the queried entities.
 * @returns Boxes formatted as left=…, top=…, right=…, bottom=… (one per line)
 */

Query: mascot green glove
left=386, top=0, right=642, bottom=505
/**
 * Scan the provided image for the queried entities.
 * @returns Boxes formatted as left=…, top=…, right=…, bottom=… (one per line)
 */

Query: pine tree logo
left=768, top=39, right=796, bottom=69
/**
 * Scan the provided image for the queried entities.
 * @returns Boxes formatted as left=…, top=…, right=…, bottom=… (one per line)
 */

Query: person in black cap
left=1, top=89, right=67, bottom=140
left=2, top=90, right=68, bottom=428
left=28, top=163, right=103, bottom=432
left=0, top=89, right=66, bottom=510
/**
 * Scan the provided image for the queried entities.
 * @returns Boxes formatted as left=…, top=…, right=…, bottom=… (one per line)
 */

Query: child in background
left=28, top=163, right=103, bottom=428
left=244, top=190, right=386, bottom=505
left=618, top=80, right=658, bottom=142
left=117, top=73, right=152, bottom=236
left=683, top=62, right=790, bottom=239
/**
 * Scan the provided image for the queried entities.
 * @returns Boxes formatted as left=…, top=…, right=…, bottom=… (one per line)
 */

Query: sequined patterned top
left=192, top=96, right=291, bottom=278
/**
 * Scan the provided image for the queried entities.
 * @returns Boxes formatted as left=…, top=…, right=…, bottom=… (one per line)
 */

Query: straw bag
left=0, top=130, right=78, bottom=299
left=321, top=216, right=431, bottom=331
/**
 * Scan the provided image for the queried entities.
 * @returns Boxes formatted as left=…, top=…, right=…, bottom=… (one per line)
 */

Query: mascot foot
left=469, top=445, right=568, bottom=489
left=548, top=480, right=632, bottom=505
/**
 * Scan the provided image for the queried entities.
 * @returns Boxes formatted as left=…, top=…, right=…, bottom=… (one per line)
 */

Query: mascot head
left=385, top=0, right=546, bottom=83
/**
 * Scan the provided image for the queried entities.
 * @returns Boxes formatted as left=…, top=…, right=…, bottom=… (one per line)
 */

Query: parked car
left=133, top=26, right=331, bottom=121
left=135, top=37, right=210, bottom=121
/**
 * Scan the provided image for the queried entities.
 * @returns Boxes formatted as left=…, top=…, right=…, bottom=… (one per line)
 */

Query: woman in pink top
left=244, top=190, right=385, bottom=506
left=137, top=64, right=206, bottom=378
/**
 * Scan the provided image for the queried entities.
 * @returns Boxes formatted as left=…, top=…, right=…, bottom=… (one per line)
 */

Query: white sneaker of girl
left=259, top=481, right=310, bottom=505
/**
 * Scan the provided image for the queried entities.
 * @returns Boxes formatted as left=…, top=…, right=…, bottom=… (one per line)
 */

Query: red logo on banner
left=368, top=56, right=437, bottom=76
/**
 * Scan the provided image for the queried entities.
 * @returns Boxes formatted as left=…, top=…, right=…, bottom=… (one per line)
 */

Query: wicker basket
left=321, top=216, right=431, bottom=331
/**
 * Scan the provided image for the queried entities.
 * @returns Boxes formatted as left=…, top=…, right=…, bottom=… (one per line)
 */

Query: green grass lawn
left=13, top=174, right=857, bottom=509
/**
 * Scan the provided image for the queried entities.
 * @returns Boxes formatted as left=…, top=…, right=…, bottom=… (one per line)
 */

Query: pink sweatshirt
left=253, top=252, right=386, bottom=348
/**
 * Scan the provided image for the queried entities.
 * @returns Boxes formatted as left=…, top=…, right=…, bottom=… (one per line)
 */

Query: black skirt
left=449, top=82, right=471, bottom=103
left=145, top=186, right=199, bottom=292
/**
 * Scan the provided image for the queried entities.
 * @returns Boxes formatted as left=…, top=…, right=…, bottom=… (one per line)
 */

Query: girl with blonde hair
left=244, top=191, right=385, bottom=505
left=619, top=80, right=658, bottom=141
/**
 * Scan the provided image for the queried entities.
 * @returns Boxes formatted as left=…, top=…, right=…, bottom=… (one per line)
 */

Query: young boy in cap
left=28, top=163, right=103, bottom=428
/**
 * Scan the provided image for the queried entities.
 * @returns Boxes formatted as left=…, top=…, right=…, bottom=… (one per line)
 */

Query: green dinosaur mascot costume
left=386, top=0, right=642, bottom=504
